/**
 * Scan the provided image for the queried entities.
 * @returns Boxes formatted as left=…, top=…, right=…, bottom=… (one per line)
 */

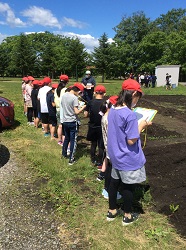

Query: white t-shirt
left=38, top=85, right=52, bottom=113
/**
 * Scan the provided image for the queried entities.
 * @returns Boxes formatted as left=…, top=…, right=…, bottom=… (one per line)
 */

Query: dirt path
left=0, top=144, right=63, bottom=250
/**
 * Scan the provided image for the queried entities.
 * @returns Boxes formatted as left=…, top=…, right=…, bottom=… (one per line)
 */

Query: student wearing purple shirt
left=106, top=78, right=152, bottom=225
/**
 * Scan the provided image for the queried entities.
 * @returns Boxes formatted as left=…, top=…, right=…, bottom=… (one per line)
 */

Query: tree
left=92, top=33, right=111, bottom=82
left=67, top=38, right=87, bottom=81
left=136, top=31, right=167, bottom=72
left=153, top=8, right=186, bottom=33
left=113, top=11, right=152, bottom=74
left=0, top=42, right=9, bottom=77
left=11, top=33, right=36, bottom=76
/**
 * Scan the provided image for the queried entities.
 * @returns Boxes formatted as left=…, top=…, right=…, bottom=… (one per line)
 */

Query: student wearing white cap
left=81, top=70, right=96, bottom=101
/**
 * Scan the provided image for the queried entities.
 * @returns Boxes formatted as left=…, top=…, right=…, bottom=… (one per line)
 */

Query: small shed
left=155, top=65, right=181, bottom=87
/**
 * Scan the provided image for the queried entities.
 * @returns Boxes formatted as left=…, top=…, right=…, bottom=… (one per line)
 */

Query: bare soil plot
left=139, top=95, right=186, bottom=238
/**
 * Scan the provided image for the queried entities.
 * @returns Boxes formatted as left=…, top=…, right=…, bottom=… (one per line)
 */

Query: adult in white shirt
left=38, top=77, right=52, bottom=136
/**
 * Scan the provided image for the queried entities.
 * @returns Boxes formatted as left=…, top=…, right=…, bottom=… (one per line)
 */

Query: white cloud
left=62, top=17, right=87, bottom=29
left=21, top=6, right=61, bottom=29
left=0, top=2, right=26, bottom=27
left=54, top=31, right=99, bottom=52
left=0, top=32, right=8, bottom=43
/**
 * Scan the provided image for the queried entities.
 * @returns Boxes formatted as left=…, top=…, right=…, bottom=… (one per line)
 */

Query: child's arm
left=127, top=120, right=152, bottom=145
left=74, top=105, right=86, bottom=115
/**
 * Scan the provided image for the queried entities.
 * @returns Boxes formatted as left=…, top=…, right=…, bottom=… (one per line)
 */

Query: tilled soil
left=139, top=95, right=186, bottom=238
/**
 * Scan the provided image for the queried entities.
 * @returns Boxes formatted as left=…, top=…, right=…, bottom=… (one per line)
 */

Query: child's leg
left=120, top=183, right=136, bottom=217
left=108, top=177, right=121, bottom=212
left=50, top=125, right=56, bottom=139
left=90, top=141, right=97, bottom=163
left=104, top=159, right=112, bottom=191
left=57, top=124, right=62, bottom=142
left=97, top=135, right=104, bottom=165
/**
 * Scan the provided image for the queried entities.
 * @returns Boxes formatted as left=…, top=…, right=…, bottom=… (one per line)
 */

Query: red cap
left=43, top=77, right=51, bottom=84
left=22, top=77, right=29, bottom=82
left=122, top=79, right=143, bottom=93
left=32, top=80, right=40, bottom=85
left=52, top=83, right=58, bottom=89
left=95, top=85, right=106, bottom=93
left=39, top=80, right=44, bottom=86
left=74, top=82, right=84, bottom=92
left=109, top=95, right=118, bottom=105
left=60, top=75, right=69, bottom=81
left=27, top=76, right=35, bottom=81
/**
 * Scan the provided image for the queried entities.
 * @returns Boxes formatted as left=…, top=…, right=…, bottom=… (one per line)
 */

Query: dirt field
left=138, top=95, right=186, bottom=238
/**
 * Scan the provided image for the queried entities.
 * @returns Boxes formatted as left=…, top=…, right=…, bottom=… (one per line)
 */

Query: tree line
left=0, top=8, right=186, bottom=82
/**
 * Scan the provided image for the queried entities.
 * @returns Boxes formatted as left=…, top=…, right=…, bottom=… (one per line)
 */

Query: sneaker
left=97, top=165, right=102, bottom=171
left=102, top=189, right=109, bottom=199
left=44, top=132, right=50, bottom=137
left=106, top=209, right=120, bottom=221
left=58, top=141, right=63, bottom=146
left=68, top=158, right=76, bottom=165
left=67, top=148, right=70, bottom=156
left=97, top=172, right=105, bottom=181
left=122, top=213, right=139, bottom=226
left=27, top=122, right=34, bottom=125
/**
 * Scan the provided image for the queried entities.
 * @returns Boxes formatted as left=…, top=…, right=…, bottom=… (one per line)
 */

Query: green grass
left=0, top=78, right=186, bottom=249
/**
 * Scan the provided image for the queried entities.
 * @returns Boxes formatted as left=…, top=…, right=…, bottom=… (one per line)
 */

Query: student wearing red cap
left=54, top=75, right=69, bottom=145
left=31, top=80, right=40, bottom=128
left=61, top=82, right=86, bottom=165
left=47, top=83, right=58, bottom=140
left=22, top=77, right=29, bottom=116
left=37, top=77, right=52, bottom=136
left=25, top=76, right=34, bottom=125
left=84, top=85, right=106, bottom=167
left=106, top=79, right=152, bottom=225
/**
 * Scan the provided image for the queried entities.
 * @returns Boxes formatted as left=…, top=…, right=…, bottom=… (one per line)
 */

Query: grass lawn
left=0, top=77, right=186, bottom=249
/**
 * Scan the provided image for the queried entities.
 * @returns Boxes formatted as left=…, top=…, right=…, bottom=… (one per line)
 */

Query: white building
left=155, top=65, right=181, bottom=87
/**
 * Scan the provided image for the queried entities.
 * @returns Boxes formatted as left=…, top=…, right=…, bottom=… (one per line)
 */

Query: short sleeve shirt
left=61, top=92, right=79, bottom=122
left=107, top=106, right=146, bottom=171
left=38, top=86, right=52, bottom=113
left=47, top=91, right=56, bottom=116
left=85, top=99, right=104, bottom=127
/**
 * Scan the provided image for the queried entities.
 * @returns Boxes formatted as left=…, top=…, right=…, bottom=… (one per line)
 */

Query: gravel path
left=0, top=144, right=63, bottom=250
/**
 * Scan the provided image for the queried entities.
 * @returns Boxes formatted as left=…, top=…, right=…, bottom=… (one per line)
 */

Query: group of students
left=22, top=74, right=152, bottom=226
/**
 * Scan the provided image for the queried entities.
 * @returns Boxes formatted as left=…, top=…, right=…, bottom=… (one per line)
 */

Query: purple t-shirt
left=107, top=106, right=146, bottom=171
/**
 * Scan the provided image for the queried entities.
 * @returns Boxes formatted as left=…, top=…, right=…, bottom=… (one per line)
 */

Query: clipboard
left=133, top=107, right=157, bottom=124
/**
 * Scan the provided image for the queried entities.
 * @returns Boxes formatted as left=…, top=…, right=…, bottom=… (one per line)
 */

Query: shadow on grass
left=0, top=144, right=10, bottom=168
left=117, top=183, right=151, bottom=215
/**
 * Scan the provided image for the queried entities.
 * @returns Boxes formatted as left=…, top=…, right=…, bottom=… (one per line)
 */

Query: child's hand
left=139, top=119, right=152, bottom=132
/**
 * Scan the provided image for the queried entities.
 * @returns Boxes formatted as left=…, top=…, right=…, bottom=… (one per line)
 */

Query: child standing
left=31, top=80, right=40, bottom=128
left=84, top=85, right=106, bottom=166
left=54, top=75, right=69, bottom=145
left=98, top=96, right=120, bottom=200
left=106, top=79, right=152, bottom=225
left=46, top=83, right=58, bottom=140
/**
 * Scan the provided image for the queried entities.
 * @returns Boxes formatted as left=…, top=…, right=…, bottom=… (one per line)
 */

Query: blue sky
left=0, top=0, right=186, bottom=52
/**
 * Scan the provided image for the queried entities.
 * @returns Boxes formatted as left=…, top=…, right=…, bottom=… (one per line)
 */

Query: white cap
left=85, top=70, right=91, bottom=75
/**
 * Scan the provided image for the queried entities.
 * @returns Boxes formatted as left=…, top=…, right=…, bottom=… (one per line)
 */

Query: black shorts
left=86, top=126, right=102, bottom=141
left=33, top=108, right=38, bottom=118
left=40, top=113, right=49, bottom=124
left=49, top=116, right=57, bottom=127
